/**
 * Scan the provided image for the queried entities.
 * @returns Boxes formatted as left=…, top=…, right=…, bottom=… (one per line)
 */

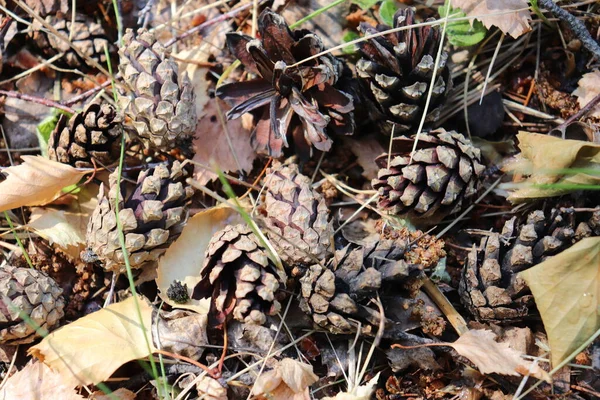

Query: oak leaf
left=156, top=205, right=243, bottom=313
left=0, top=156, right=87, bottom=212
left=572, top=69, right=600, bottom=118
left=253, top=358, right=319, bottom=400
left=521, top=237, right=600, bottom=366
left=29, top=296, right=156, bottom=385
left=0, top=361, right=83, bottom=400
left=451, top=0, right=531, bottom=39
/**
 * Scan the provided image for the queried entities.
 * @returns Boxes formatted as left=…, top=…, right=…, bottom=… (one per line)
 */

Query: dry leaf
left=344, top=136, right=385, bottom=180
left=156, top=205, right=243, bottom=313
left=0, top=361, right=84, bottom=400
left=448, top=330, right=550, bottom=382
left=152, top=309, right=208, bottom=359
left=27, top=185, right=99, bottom=256
left=91, top=388, right=136, bottom=399
left=30, top=296, right=156, bottom=385
left=192, top=100, right=257, bottom=185
left=502, top=132, right=600, bottom=202
left=0, top=156, right=87, bottom=212
left=323, top=373, right=380, bottom=400
left=521, top=237, right=600, bottom=367
left=572, top=69, right=600, bottom=118
left=451, top=0, right=531, bottom=39
left=253, top=358, right=319, bottom=400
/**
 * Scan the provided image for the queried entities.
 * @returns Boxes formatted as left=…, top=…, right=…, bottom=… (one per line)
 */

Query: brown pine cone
left=299, top=228, right=445, bottom=335
left=192, top=224, right=282, bottom=326
left=48, top=100, right=122, bottom=168
left=260, top=163, right=333, bottom=267
left=216, top=9, right=355, bottom=159
left=372, top=128, right=485, bottom=224
left=459, top=207, right=599, bottom=322
left=0, top=264, right=65, bottom=345
left=83, top=161, right=193, bottom=273
left=118, top=29, right=196, bottom=152
left=30, top=13, right=115, bottom=69
left=357, top=8, right=450, bottom=132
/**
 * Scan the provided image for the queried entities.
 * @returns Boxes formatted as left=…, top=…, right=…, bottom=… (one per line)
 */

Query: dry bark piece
left=217, top=9, right=355, bottom=159
left=357, top=8, right=450, bottom=132
left=30, top=13, right=115, bottom=69
left=192, top=224, right=282, bottom=326
left=83, top=161, right=194, bottom=273
left=0, top=265, right=65, bottom=345
left=48, top=100, right=122, bottom=168
left=372, top=128, right=485, bottom=224
left=260, top=162, right=333, bottom=267
left=459, top=207, right=598, bottom=322
left=118, top=28, right=197, bottom=152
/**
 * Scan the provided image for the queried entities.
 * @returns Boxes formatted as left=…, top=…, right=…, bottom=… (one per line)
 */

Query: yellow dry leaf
left=572, top=69, right=600, bottom=118
left=156, top=205, right=243, bottom=313
left=0, top=361, right=84, bottom=400
left=253, top=358, right=319, bottom=400
left=448, top=330, right=550, bottom=382
left=27, top=185, right=99, bottom=254
left=520, top=237, right=600, bottom=367
left=503, top=132, right=600, bottom=202
left=0, top=156, right=87, bottom=212
left=29, top=296, right=156, bottom=385
left=451, top=0, right=531, bottom=39
left=322, top=373, right=380, bottom=400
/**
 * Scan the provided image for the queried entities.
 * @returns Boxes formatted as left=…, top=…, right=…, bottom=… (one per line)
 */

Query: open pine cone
left=118, top=29, right=197, bottom=152
left=372, top=128, right=485, bottom=224
left=48, top=100, right=122, bottom=168
left=216, top=9, right=355, bottom=159
left=357, top=8, right=450, bottom=132
left=0, top=265, right=65, bottom=345
left=83, top=161, right=193, bottom=273
left=192, top=224, right=282, bottom=326
left=460, top=207, right=600, bottom=322
left=30, top=13, right=115, bottom=69
left=259, top=163, right=333, bottom=267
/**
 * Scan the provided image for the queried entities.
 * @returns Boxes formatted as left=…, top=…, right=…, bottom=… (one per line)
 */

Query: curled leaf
left=0, top=156, right=87, bottom=212
left=253, top=358, right=319, bottom=400
left=451, top=0, right=531, bottom=39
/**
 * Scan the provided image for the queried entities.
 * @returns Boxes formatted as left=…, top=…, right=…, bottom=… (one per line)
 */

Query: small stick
left=165, top=1, right=257, bottom=47
left=63, top=80, right=114, bottom=106
left=0, top=90, right=76, bottom=114
left=154, top=349, right=219, bottom=378
left=537, top=0, right=600, bottom=59
left=420, top=276, right=469, bottom=336
left=557, top=91, right=600, bottom=130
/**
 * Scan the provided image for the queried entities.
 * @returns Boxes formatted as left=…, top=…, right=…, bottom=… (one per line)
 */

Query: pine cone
left=216, top=9, right=355, bottom=159
left=357, top=8, right=450, bottom=132
left=47, top=100, right=122, bottom=168
left=30, top=13, right=115, bottom=69
left=83, top=161, right=193, bottom=273
left=0, top=265, right=65, bottom=345
left=459, top=207, right=599, bottom=321
left=372, top=128, right=485, bottom=223
left=118, top=29, right=197, bottom=152
left=260, top=163, right=333, bottom=267
left=299, top=229, right=445, bottom=334
left=192, top=224, right=282, bottom=326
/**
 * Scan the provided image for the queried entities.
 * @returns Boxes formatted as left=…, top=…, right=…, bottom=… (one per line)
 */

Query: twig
left=537, top=0, right=600, bottom=59
left=63, top=80, right=114, bottom=106
left=0, top=90, right=75, bottom=114
left=420, top=276, right=469, bottom=336
left=557, top=91, right=600, bottom=130
left=165, top=1, right=258, bottom=47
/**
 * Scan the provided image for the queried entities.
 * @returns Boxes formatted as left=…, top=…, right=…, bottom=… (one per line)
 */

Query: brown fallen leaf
left=253, top=358, right=319, bottom=400
left=572, top=69, right=600, bottom=118
left=91, top=388, right=136, bottom=400
left=191, top=99, right=257, bottom=185
left=0, top=361, right=83, bottom=400
left=521, top=237, right=600, bottom=367
left=344, top=136, right=385, bottom=180
left=393, top=329, right=550, bottom=382
left=27, top=185, right=99, bottom=257
left=0, top=156, right=88, bottom=212
left=502, top=132, right=600, bottom=202
left=30, top=296, right=156, bottom=385
left=156, top=205, right=243, bottom=313
left=451, top=0, right=532, bottom=39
